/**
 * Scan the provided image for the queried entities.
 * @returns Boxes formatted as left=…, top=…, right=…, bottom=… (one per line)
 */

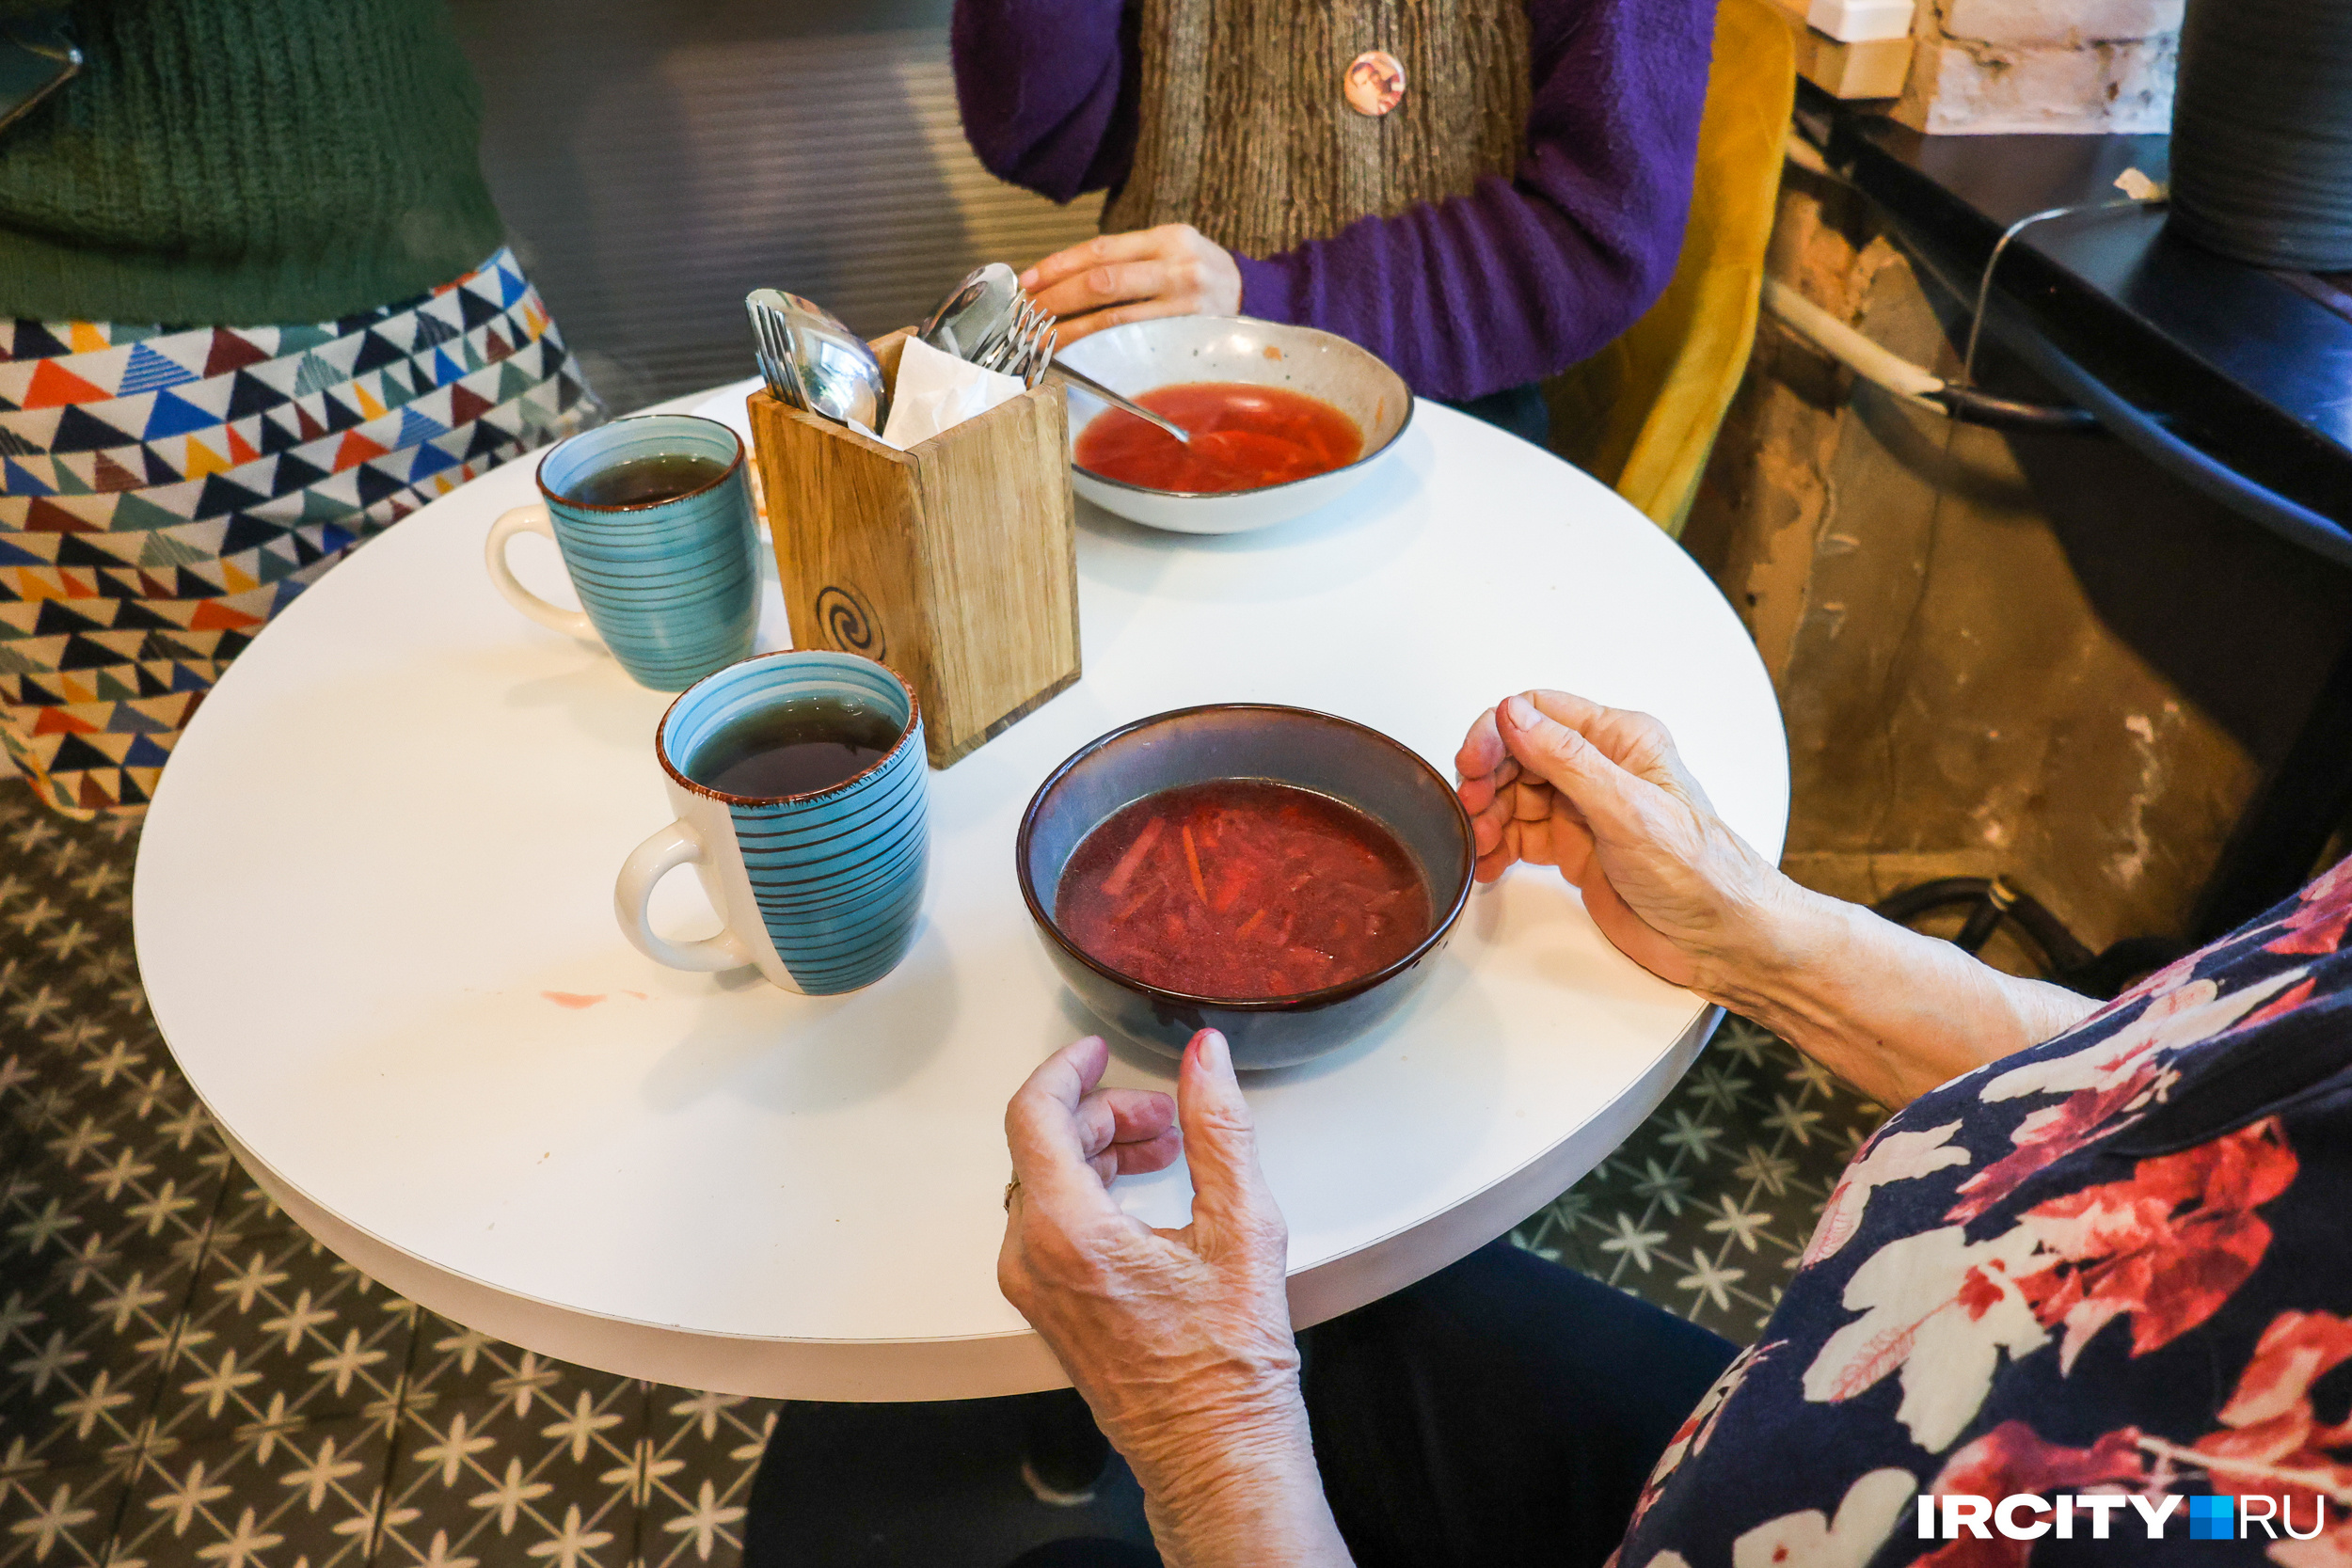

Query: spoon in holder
left=746, top=288, right=889, bottom=435
left=918, top=265, right=1193, bottom=446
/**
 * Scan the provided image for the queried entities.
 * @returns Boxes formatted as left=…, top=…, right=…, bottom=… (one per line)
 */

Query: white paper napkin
left=880, top=337, right=1025, bottom=451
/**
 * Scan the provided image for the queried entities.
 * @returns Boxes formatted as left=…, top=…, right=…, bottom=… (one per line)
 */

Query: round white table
left=133, top=384, right=1787, bottom=1402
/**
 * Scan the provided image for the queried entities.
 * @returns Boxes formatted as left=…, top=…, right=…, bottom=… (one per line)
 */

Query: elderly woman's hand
left=1455, top=690, right=1792, bottom=995
left=1459, top=691, right=2098, bottom=1105
left=1000, top=1029, right=1352, bottom=1566
left=1021, top=224, right=1244, bottom=348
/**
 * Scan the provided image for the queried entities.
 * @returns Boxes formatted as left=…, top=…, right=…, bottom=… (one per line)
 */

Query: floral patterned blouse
left=1615, top=860, right=2352, bottom=1567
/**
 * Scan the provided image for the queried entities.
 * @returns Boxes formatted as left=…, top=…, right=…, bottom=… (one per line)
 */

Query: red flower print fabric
left=1918, top=1423, right=2150, bottom=1568
left=2016, top=1120, right=2296, bottom=1369
left=1617, top=864, right=2352, bottom=1567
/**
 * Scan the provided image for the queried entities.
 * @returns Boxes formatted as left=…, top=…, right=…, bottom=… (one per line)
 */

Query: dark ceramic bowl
left=1017, top=705, right=1476, bottom=1069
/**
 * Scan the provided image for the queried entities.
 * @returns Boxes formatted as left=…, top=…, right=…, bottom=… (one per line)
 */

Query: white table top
left=134, top=383, right=1788, bottom=1402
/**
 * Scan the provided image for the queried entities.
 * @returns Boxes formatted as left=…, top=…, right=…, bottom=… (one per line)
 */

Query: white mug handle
left=485, top=503, right=598, bottom=641
left=614, top=820, right=756, bottom=973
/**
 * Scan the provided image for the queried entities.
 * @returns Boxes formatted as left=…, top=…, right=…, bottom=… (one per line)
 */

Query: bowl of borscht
left=1017, top=705, right=1475, bottom=1069
left=1058, top=317, right=1414, bottom=536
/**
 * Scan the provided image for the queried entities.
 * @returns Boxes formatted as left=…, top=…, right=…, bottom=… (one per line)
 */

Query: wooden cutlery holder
left=747, top=330, right=1081, bottom=768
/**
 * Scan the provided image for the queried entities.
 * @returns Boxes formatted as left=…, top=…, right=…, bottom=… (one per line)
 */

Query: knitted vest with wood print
left=1104, top=0, right=1532, bottom=257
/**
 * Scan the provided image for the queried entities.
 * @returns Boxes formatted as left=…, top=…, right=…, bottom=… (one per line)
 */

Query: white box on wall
left=1804, top=0, right=1914, bottom=42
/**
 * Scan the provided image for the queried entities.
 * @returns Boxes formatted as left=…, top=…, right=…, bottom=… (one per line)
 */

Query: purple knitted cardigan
left=948, top=0, right=1716, bottom=401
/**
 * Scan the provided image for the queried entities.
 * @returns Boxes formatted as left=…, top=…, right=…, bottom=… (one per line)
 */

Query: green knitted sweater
left=0, top=0, right=505, bottom=328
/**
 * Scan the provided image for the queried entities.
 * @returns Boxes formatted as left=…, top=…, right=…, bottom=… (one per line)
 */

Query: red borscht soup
left=1054, top=780, right=1432, bottom=1000
left=1073, top=382, right=1361, bottom=494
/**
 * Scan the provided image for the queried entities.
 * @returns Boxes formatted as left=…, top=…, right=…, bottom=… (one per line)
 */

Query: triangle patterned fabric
left=0, top=246, right=602, bottom=818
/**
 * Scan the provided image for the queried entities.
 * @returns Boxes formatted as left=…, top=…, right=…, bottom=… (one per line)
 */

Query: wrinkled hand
left=1455, top=691, right=1791, bottom=994
left=1001, top=1030, right=1338, bottom=1560
left=1000, top=1029, right=1298, bottom=1467
left=1021, top=224, right=1244, bottom=348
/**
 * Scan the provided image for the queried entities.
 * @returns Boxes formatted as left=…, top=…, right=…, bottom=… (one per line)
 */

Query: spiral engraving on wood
left=815, top=583, right=884, bottom=661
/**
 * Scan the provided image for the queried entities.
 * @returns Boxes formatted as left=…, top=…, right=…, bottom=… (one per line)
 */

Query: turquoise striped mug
left=485, top=413, right=759, bottom=691
left=614, top=651, right=930, bottom=994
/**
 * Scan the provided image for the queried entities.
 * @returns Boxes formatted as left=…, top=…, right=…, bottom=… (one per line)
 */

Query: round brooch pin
left=1344, top=50, right=1406, bottom=118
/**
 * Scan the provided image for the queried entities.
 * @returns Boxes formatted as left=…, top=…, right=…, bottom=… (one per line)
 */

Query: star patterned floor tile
left=376, top=1319, right=645, bottom=1568
left=637, top=1392, right=771, bottom=1568
left=0, top=784, right=787, bottom=1566
left=1511, top=1015, right=1889, bottom=1344
left=0, top=1456, right=127, bottom=1567
left=109, top=1413, right=392, bottom=1568
left=0, top=775, right=1878, bottom=1562
left=0, top=1097, right=212, bottom=1474
left=147, top=1196, right=417, bottom=1439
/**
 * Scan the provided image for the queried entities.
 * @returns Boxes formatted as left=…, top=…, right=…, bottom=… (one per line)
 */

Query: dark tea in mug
left=685, top=694, right=906, bottom=797
left=563, top=451, right=731, bottom=509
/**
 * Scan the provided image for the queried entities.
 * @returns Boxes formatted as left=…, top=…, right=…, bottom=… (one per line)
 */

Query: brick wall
left=1897, top=0, right=2182, bottom=134
left=1683, top=164, right=2352, bottom=958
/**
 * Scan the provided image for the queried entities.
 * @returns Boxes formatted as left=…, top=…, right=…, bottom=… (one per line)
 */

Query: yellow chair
left=1547, top=0, right=1796, bottom=536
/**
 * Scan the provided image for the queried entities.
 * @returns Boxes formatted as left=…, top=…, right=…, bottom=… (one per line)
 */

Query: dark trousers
left=1438, top=383, right=1552, bottom=449
left=1015, top=1240, right=1738, bottom=1568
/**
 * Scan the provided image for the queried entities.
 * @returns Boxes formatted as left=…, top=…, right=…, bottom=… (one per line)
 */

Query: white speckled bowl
left=1057, top=316, right=1415, bottom=535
